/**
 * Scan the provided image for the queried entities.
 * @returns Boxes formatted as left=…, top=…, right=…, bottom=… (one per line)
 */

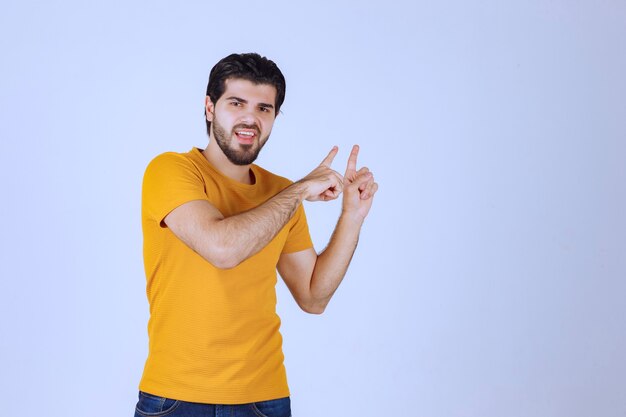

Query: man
left=135, top=53, right=378, bottom=417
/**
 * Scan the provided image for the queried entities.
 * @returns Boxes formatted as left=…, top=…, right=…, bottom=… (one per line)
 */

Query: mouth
left=234, top=128, right=258, bottom=145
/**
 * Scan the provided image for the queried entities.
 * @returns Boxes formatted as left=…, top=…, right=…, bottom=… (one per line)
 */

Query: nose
left=238, top=106, right=258, bottom=125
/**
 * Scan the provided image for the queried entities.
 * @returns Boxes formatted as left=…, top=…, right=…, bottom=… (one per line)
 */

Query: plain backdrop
left=1, top=1, right=625, bottom=416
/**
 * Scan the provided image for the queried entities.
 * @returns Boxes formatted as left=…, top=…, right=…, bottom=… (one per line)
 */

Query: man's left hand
left=341, top=145, right=378, bottom=221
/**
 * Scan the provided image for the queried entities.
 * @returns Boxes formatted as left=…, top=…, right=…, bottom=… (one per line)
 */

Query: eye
left=230, top=101, right=243, bottom=107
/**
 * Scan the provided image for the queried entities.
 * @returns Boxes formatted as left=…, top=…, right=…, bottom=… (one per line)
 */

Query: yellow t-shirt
left=138, top=147, right=313, bottom=404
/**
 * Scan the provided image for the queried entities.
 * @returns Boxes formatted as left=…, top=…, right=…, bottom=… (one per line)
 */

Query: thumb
left=350, top=172, right=373, bottom=190
left=320, top=146, right=338, bottom=167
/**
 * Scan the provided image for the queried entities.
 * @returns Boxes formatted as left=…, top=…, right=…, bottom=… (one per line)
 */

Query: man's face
left=206, top=78, right=278, bottom=166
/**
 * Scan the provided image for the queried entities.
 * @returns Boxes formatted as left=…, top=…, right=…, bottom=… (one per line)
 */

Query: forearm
left=213, top=182, right=307, bottom=268
left=308, top=212, right=364, bottom=309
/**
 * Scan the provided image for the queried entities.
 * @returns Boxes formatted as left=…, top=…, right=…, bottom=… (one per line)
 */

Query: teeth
left=237, top=131, right=254, bottom=137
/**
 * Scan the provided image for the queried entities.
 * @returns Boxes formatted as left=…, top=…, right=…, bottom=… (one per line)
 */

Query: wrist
left=290, top=180, right=309, bottom=202
left=339, top=210, right=365, bottom=227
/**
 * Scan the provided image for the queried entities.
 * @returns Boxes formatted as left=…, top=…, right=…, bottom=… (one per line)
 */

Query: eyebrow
left=225, top=96, right=274, bottom=109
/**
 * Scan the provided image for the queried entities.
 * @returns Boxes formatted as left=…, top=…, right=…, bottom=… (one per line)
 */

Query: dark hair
left=205, top=53, right=286, bottom=136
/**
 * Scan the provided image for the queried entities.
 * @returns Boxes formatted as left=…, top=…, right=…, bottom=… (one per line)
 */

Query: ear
left=205, top=96, right=215, bottom=122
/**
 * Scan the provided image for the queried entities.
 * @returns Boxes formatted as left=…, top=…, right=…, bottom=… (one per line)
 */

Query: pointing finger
left=345, top=144, right=359, bottom=175
left=320, top=146, right=339, bottom=167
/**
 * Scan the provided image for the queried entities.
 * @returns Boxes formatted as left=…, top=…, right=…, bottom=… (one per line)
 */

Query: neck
left=202, top=139, right=255, bottom=185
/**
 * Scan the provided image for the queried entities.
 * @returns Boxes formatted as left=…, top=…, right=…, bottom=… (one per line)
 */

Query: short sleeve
left=282, top=203, right=314, bottom=254
left=142, top=152, right=209, bottom=225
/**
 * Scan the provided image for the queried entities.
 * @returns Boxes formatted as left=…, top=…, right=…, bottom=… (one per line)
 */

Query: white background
left=1, top=1, right=625, bottom=416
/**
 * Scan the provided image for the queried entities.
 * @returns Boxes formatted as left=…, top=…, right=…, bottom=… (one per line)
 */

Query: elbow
left=301, top=300, right=327, bottom=315
left=203, top=246, right=241, bottom=270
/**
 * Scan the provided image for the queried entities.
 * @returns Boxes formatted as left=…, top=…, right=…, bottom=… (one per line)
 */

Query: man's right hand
left=296, top=146, right=345, bottom=202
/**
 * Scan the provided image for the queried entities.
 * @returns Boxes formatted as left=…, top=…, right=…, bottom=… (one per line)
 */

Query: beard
left=212, top=117, right=270, bottom=166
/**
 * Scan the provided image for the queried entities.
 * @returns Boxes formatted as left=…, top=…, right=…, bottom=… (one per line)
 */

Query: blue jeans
left=134, top=391, right=291, bottom=417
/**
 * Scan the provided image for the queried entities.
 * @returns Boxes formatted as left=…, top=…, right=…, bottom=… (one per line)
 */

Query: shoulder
left=146, top=151, right=193, bottom=170
left=144, top=151, right=200, bottom=177
left=142, top=151, right=206, bottom=194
